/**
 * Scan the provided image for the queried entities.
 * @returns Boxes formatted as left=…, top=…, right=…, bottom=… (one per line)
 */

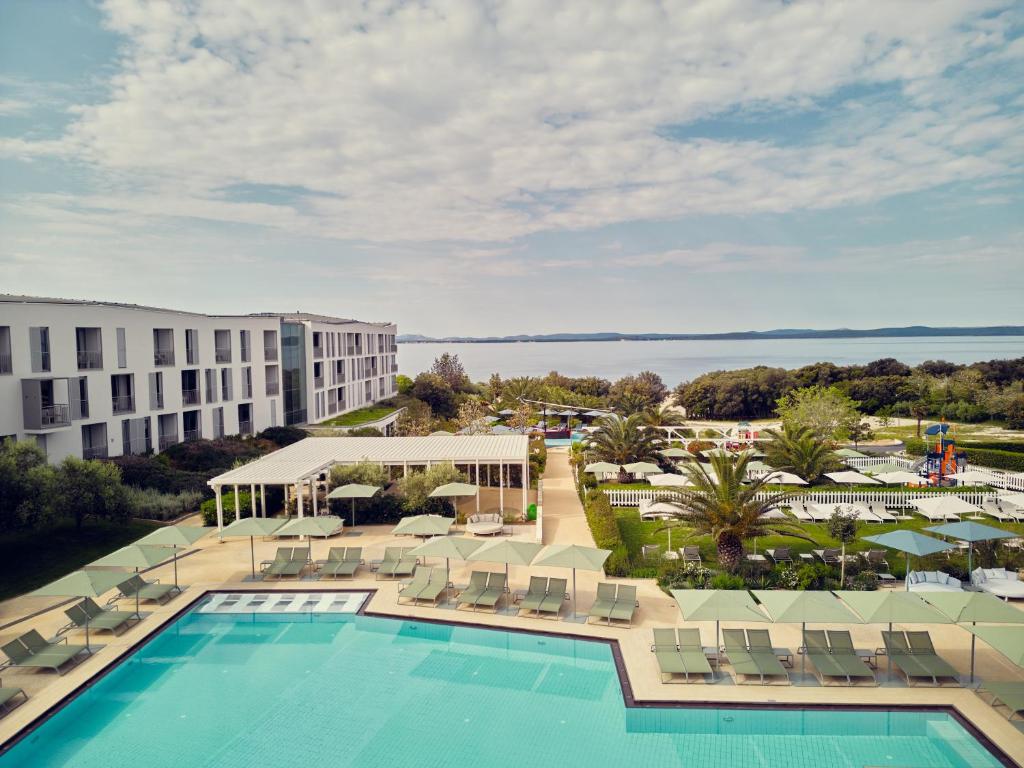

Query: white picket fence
left=845, top=456, right=915, bottom=470
left=843, top=455, right=1024, bottom=492
left=602, top=487, right=998, bottom=509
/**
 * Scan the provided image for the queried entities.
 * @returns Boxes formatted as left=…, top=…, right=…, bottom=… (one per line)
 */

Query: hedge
left=962, top=447, right=1024, bottom=473
left=109, top=456, right=210, bottom=496
left=959, top=441, right=1024, bottom=454
left=583, top=490, right=623, bottom=551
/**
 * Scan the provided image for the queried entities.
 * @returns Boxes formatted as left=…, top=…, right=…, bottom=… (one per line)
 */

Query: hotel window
left=116, top=327, right=127, bottom=368
left=0, top=326, right=11, bottom=374
left=240, top=330, right=251, bottom=363
left=186, top=328, right=199, bottom=365
left=205, top=368, right=218, bottom=403
left=29, top=326, right=51, bottom=372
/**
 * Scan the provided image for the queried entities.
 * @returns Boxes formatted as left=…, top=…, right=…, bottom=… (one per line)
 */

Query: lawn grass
left=319, top=404, right=399, bottom=427
left=0, top=520, right=160, bottom=603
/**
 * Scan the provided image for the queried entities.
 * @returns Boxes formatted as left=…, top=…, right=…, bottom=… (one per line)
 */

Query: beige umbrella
left=533, top=544, right=611, bottom=621
left=135, top=524, right=213, bottom=588
left=327, top=483, right=381, bottom=528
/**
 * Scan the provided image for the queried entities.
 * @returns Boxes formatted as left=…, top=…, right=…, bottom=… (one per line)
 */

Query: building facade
left=0, top=296, right=397, bottom=462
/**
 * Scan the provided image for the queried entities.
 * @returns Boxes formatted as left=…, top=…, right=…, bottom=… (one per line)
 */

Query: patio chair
left=264, top=546, right=308, bottom=579
left=609, top=585, right=639, bottom=627
left=867, top=503, right=897, bottom=523
left=587, top=583, right=617, bottom=624
left=319, top=547, right=363, bottom=579
left=456, top=571, right=489, bottom=610
left=115, top=574, right=180, bottom=605
left=826, top=630, right=878, bottom=683
left=722, top=629, right=769, bottom=685
left=475, top=572, right=507, bottom=612
left=518, top=576, right=549, bottom=616
left=652, top=628, right=687, bottom=683
left=377, top=547, right=417, bottom=580
left=397, top=566, right=433, bottom=604
left=744, top=629, right=791, bottom=684
left=0, top=682, right=27, bottom=714
left=881, top=631, right=957, bottom=687
left=979, top=682, right=1024, bottom=720
left=804, top=630, right=850, bottom=685
left=813, top=548, right=841, bottom=565
left=1, top=630, right=90, bottom=675
left=861, top=550, right=890, bottom=571
left=676, top=628, right=713, bottom=682
left=537, top=577, right=568, bottom=619
left=765, top=547, right=793, bottom=564
left=905, top=631, right=959, bottom=684
left=65, top=598, right=139, bottom=636
left=680, top=546, right=702, bottom=564
left=260, top=547, right=293, bottom=574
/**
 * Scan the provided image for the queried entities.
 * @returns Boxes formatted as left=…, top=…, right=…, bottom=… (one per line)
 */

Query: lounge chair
left=1, top=630, right=90, bottom=675
left=397, top=566, right=433, bottom=604
left=457, top=571, right=489, bottom=610
left=867, top=503, right=897, bottom=523
left=788, top=503, right=814, bottom=522
left=537, top=577, right=568, bottom=619
left=804, top=630, right=875, bottom=686
left=984, top=501, right=1021, bottom=523
left=264, top=546, right=308, bottom=579
left=723, top=629, right=775, bottom=685
left=116, top=574, right=180, bottom=605
left=475, top=572, right=507, bottom=612
left=861, top=549, right=890, bottom=571
left=905, top=631, right=959, bottom=683
left=979, top=682, right=1024, bottom=720
left=652, top=628, right=688, bottom=683
left=881, top=631, right=958, bottom=686
left=680, top=546, right=702, bottom=564
left=65, top=598, right=139, bottom=636
left=0, top=682, right=27, bottom=714
left=746, top=629, right=791, bottom=683
left=377, top=547, right=417, bottom=580
left=827, top=630, right=878, bottom=680
left=609, top=585, right=639, bottom=626
left=676, top=628, right=713, bottom=682
left=813, top=548, right=841, bottom=565
left=765, top=547, right=793, bottom=565
left=518, top=576, right=549, bottom=616
left=319, top=547, right=363, bottom=579
left=804, top=630, right=850, bottom=685
left=587, top=583, right=618, bottom=624
left=260, top=547, right=293, bottom=575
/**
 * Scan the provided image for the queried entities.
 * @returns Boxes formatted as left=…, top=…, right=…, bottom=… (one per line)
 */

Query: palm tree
left=909, top=400, right=930, bottom=438
left=586, top=414, right=661, bottom=482
left=664, top=453, right=812, bottom=571
left=643, top=404, right=686, bottom=427
left=763, top=423, right=841, bottom=483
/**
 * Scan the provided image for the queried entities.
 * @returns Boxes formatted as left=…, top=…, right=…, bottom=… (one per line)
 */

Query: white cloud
left=0, top=0, right=1020, bottom=246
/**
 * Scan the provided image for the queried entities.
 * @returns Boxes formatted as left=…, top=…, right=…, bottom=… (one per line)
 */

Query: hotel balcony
left=183, top=429, right=201, bottom=443
left=215, top=347, right=232, bottom=363
left=266, top=380, right=280, bottom=396
left=238, top=420, right=253, bottom=436
left=112, top=394, right=135, bottom=414
left=77, top=350, right=103, bottom=370
left=158, top=434, right=179, bottom=451
left=153, top=349, right=175, bottom=367
left=182, top=388, right=200, bottom=405
left=82, top=445, right=108, bottom=460
left=22, top=378, right=72, bottom=432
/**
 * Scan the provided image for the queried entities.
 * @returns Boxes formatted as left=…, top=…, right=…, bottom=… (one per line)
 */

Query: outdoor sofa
left=906, top=571, right=963, bottom=593
left=972, top=568, right=1024, bottom=600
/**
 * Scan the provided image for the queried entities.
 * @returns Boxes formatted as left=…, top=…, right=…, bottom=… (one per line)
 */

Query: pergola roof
left=208, top=436, right=530, bottom=487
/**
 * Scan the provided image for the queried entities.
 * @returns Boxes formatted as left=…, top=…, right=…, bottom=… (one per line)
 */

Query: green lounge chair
left=417, top=568, right=451, bottom=606
left=722, top=629, right=764, bottom=684
left=377, top=547, right=417, bottom=579
left=457, top=571, right=489, bottom=610
left=0, top=681, right=27, bottom=714
left=979, top=682, right=1024, bottom=720
left=265, top=546, right=308, bottom=579
left=652, top=628, right=688, bottom=683
left=398, top=566, right=433, bottom=604
left=474, top=573, right=507, bottom=612
left=1, top=630, right=90, bottom=675
left=609, top=585, right=638, bottom=626
left=905, top=631, right=959, bottom=684
left=518, top=576, right=549, bottom=616
left=588, top=583, right=617, bottom=624
left=537, top=578, right=568, bottom=619
left=116, top=574, right=180, bottom=605
left=260, top=547, right=293, bottom=575
left=676, top=628, right=713, bottom=682
left=825, top=630, right=877, bottom=685
left=736, top=629, right=790, bottom=684
left=65, top=598, right=139, bottom=636
left=320, top=547, right=363, bottom=579
left=881, top=631, right=947, bottom=687
left=804, top=630, right=852, bottom=685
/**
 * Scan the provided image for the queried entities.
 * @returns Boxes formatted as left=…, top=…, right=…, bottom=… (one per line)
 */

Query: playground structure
left=922, top=422, right=968, bottom=485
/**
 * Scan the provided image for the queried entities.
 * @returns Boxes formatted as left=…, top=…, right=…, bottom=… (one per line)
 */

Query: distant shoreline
left=398, top=326, right=1024, bottom=344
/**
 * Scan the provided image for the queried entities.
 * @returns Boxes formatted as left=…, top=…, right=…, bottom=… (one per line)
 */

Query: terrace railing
left=82, top=445, right=108, bottom=460
left=215, top=347, right=232, bottom=363
left=182, top=388, right=200, bottom=405
left=601, top=487, right=997, bottom=509
left=39, top=404, right=71, bottom=427
left=77, top=350, right=103, bottom=370
left=0, top=352, right=11, bottom=374
left=183, top=429, right=201, bottom=443
left=265, top=380, right=280, bottom=396
left=844, top=456, right=915, bottom=469
left=153, top=349, right=175, bottom=366
left=112, top=395, right=135, bottom=414
left=158, top=434, right=178, bottom=451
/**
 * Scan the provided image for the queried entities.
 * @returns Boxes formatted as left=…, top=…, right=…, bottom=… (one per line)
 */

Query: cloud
left=614, top=243, right=806, bottom=272
left=0, top=0, right=1019, bottom=246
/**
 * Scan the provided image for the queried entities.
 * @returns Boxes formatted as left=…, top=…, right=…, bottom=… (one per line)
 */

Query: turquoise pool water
left=1, top=608, right=1003, bottom=768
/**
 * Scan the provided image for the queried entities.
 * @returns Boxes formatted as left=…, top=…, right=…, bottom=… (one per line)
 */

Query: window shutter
left=29, top=327, right=43, bottom=372
left=116, top=328, right=127, bottom=368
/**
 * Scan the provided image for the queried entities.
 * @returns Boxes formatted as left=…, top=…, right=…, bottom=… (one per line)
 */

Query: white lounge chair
left=914, top=508, right=953, bottom=523
left=972, top=568, right=1024, bottom=600
left=984, top=501, right=1022, bottom=523
left=867, top=503, right=897, bottom=523
left=789, top=503, right=813, bottom=522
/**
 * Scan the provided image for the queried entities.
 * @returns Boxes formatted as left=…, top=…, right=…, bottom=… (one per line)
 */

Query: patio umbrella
left=408, top=536, right=482, bottom=605
left=584, top=462, right=619, bottom=474
left=919, top=592, right=1024, bottom=683
left=429, top=430, right=453, bottom=436
left=925, top=521, right=1017, bottom=575
left=825, top=471, right=880, bottom=486
left=31, top=570, right=128, bottom=650
left=276, top=516, right=344, bottom=575
left=948, top=470, right=1001, bottom=485
left=753, top=590, right=863, bottom=685
left=835, top=590, right=951, bottom=682
left=219, top=517, right=286, bottom=580
left=700, top=448, right=732, bottom=458
left=873, top=471, right=928, bottom=486
left=135, top=524, right=213, bottom=588
left=89, top=544, right=172, bottom=617
left=763, top=471, right=808, bottom=486
left=327, top=483, right=381, bottom=528
left=392, top=514, right=454, bottom=538
left=863, top=463, right=910, bottom=476
left=658, top=448, right=690, bottom=459
left=909, top=496, right=982, bottom=522
left=862, top=530, right=953, bottom=590
left=428, top=482, right=479, bottom=519
left=648, top=473, right=692, bottom=487
left=834, top=448, right=867, bottom=458
left=584, top=410, right=609, bottom=418
left=533, top=544, right=611, bottom=621
left=623, top=461, right=661, bottom=476
left=671, top=589, right=769, bottom=677
left=467, top=538, right=543, bottom=613
left=967, top=625, right=1024, bottom=670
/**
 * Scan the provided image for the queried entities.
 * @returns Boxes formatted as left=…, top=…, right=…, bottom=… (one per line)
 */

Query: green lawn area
left=319, top=404, right=399, bottom=427
left=0, top=520, right=160, bottom=603
left=614, top=507, right=1024, bottom=579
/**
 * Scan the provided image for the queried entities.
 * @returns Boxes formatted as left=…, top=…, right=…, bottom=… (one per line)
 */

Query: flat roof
left=208, top=435, right=531, bottom=486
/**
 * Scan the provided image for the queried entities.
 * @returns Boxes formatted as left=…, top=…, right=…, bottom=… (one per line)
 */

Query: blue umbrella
left=862, top=530, right=953, bottom=591
left=925, top=521, right=1016, bottom=574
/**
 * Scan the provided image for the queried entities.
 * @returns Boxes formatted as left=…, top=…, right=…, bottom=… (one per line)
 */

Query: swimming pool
left=0, top=603, right=1005, bottom=768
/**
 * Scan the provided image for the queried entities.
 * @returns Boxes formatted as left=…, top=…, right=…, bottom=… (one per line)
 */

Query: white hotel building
left=0, top=296, right=398, bottom=462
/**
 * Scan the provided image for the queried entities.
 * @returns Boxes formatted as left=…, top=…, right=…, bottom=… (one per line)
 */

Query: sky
left=1, top=0, right=1022, bottom=337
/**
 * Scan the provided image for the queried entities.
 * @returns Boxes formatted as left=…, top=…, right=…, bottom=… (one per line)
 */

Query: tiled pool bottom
left=0, top=608, right=1003, bottom=768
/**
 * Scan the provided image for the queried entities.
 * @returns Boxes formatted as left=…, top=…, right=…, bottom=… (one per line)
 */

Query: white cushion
left=907, top=571, right=920, bottom=584
left=973, top=568, right=987, bottom=584
left=993, top=568, right=1008, bottom=579
left=924, top=572, right=939, bottom=583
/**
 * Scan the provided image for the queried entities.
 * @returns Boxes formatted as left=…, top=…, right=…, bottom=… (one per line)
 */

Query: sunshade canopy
left=584, top=410, right=609, bottom=417
left=998, top=493, right=1024, bottom=508
left=408, top=535, right=482, bottom=560
left=623, top=461, right=661, bottom=474
left=220, top=517, right=286, bottom=537
left=909, top=496, right=982, bottom=517
left=763, top=471, right=808, bottom=485
left=825, top=470, right=880, bottom=485
left=864, top=463, right=909, bottom=476
left=90, top=544, right=171, bottom=569
left=276, top=515, right=343, bottom=537
left=671, top=589, right=769, bottom=623
left=948, top=470, right=1000, bottom=484
left=834, top=590, right=950, bottom=624
left=584, top=462, right=619, bottom=473
left=429, top=430, right=453, bottom=436
left=392, top=514, right=454, bottom=537
left=327, top=483, right=381, bottom=500
left=468, top=538, right=543, bottom=566
left=919, top=592, right=1024, bottom=624
left=873, top=471, right=928, bottom=485
left=135, top=525, right=213, bottom=548
left=925, top=521, right=1017, bottom=543
left=753, top=590, right=863, bottom=625
left=648, top=473, right=692, bottom=487
left=862, top=530, right=953, bottom=557
left=744, top=460, right=774, bottom=472
left=428, top=482, right=479, bottom=499
left=968, top=626, right=1024, bottom=667
left=700, top=448, right=732, bottom=458
left=32, top=569, right=127, bottom=598
left=834, top=448, right=867, bottom=458
left=659, top=447, right=691, bottom=458
left=533, top=544, right=610, bottom=572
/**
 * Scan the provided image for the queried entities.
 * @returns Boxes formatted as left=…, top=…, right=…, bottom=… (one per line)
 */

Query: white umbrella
left=948, top=470, right=1001, bottom=485
left=648, top=473, right=693, bottom=487
left=825, top=471, right=880, bottom=485
left=910, top=495, right=982, bottom=521
left=639, top=499, right=686, bottom=519
left=763, top=471, right=807, bottom=485
left=874, top=471, right=929, bottom=486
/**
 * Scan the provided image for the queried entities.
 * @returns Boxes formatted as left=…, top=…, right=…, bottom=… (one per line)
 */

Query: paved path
left=539, top=447, right=595, bottom=547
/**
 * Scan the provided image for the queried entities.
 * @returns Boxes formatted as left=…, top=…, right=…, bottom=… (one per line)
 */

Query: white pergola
left=207, top=435, right=531, bottom=531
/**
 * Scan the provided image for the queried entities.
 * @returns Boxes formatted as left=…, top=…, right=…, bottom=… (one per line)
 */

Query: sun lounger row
left=398, top=566, right=450, bottom=605
left=116, top=574, right=180, bottom=605
left=519, top=577, right=569, bottom=618
left=882, top=630, right=960, bottom=686
left=652, top=628, right=713, bottom=683
left=317, top=547, right=364, bottom=579
left=790, top=502, right=897, bottom=524
left=260, top=547, right=310, bottom=579
left=457, top=571, right=507, bottom=612
left=588, top=583, right=639, bottom=626
left=723, top=628, right=791, bottom=685
left=1, top=630, right=91, bottom=676
left=804, top=630, right=875, bottom=686
left=375, top=547, right=418, bottom=580
left=63, top=597, right=140, bottom=637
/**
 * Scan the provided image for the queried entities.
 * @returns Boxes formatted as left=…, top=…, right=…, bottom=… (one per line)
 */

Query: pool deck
left=1, top=448, right=1023, bottom=765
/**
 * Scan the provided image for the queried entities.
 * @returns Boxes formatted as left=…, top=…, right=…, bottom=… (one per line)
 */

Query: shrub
left=604, top=545, right=632, bottom=577
left=109, top=455, right=209, bottom=495
left=962, top=447, right=1024, bottom=473
left=794, top=562, right=836, bottom=590
left=257, top=426, right=307, bottom=447
left=583, top=490, right=622, bottom=550
left=773, top=565, right=800, bottom=590
left=330, top=460, right=389, bottom=489
left=904, top=438, right=926, bottom=456
left=396, top=463, right=467, bottom=513
left=958, top=440, right=1024, bottom=454
left=709, top=572, right=747, bottom=590
left=125, top=487, right=204, bottom=521
left=657, top=561, right=713, bottom=591
left=162, top=437, right=271, bottom=473
left=330, top=491, right=406, bottom=525
left=199, top=489, right=254, bottom=526
left=346, top=427, right=384, bottom=437
left=686, top=440, right=715, bottom=456
left=849, top=570, right=880, bottom=591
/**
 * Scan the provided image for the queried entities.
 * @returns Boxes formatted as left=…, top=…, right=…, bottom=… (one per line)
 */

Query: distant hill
left=397, top=325, right=1024, bottom=344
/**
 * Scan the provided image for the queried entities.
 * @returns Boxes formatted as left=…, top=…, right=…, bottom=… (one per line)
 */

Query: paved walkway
left=540, top=448, right=595, bottom=547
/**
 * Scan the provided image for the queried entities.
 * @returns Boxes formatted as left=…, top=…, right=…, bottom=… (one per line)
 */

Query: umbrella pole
left=800, top=622, right=806, bottom=685
left=173, top=549, right=179, bottom=590
left=352, top=499, right=356, bottom=529
left=970, top=621, right=976, bottom=685
left=250, top=536, right=256, bottom=580
left=715, top=619, right=720, bottom=680
left=888, top=621, right=893, bottom=682
left=85, top=616, right=91, bottom=652
left=572, top=568, right=577, bottom=620
left=905, top=553, right=911, bottom=592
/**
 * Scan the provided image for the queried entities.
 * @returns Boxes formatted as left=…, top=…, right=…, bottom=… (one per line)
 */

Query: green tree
left=430, top=353, right=469, bottom=391
left=775, top=385, right=859, bottom=440
left=847, top=421, right=874, bottom=449
left=396, top=398, right=434, bottom=436
left=643, top=403, right=686, bottom=427
left=395, top=374, right=414, bottom=395
left=763, top=423, right=841, bottom=483
left=826, top=505, right=858, bottom=585
left=586, top=414, right=661, bottom=482
left=412, top=372, right=457, bottom=418
left=56, top=457, right=130, bottom=530
left=396, top=463, right=468, bottom=513
left=909, top=400, right=930, bottom=438
left=0, top=439, right=58, bottom=530
left=330, top=460, right=389, bottom=489
left=456, top=397, right=491, bottom=435
left=1008, top=396, right=1024, bottom=430
left=609, top=371, right=668, bottom=414
left=507, top=401, right=534, bottom=433
left=664, top=454, right=811, bottom=572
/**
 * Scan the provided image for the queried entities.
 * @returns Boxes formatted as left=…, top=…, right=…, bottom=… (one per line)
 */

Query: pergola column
left=522, top=460, right=528, bottom=518
left=403, top=460, right=408, bottom=477
left=260, top=484, right=266, bottom=517
left=499, top=460, right=504, bottom=512
left=296, top=481, right=304, bottom=519
left=233, top=484, right=240, bottom=524
left=312, top=477, right=319, bottom=516
left=215, top=485, right=224, bottom=536
left=250, top=484, right=256, bottom=519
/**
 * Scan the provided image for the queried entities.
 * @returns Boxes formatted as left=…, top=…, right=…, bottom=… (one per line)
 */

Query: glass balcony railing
left=112, top=395, right=135, bottom=414
left=182, top=388, right=200, bottom=405
left=77, top=350, right=103, bottom=369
